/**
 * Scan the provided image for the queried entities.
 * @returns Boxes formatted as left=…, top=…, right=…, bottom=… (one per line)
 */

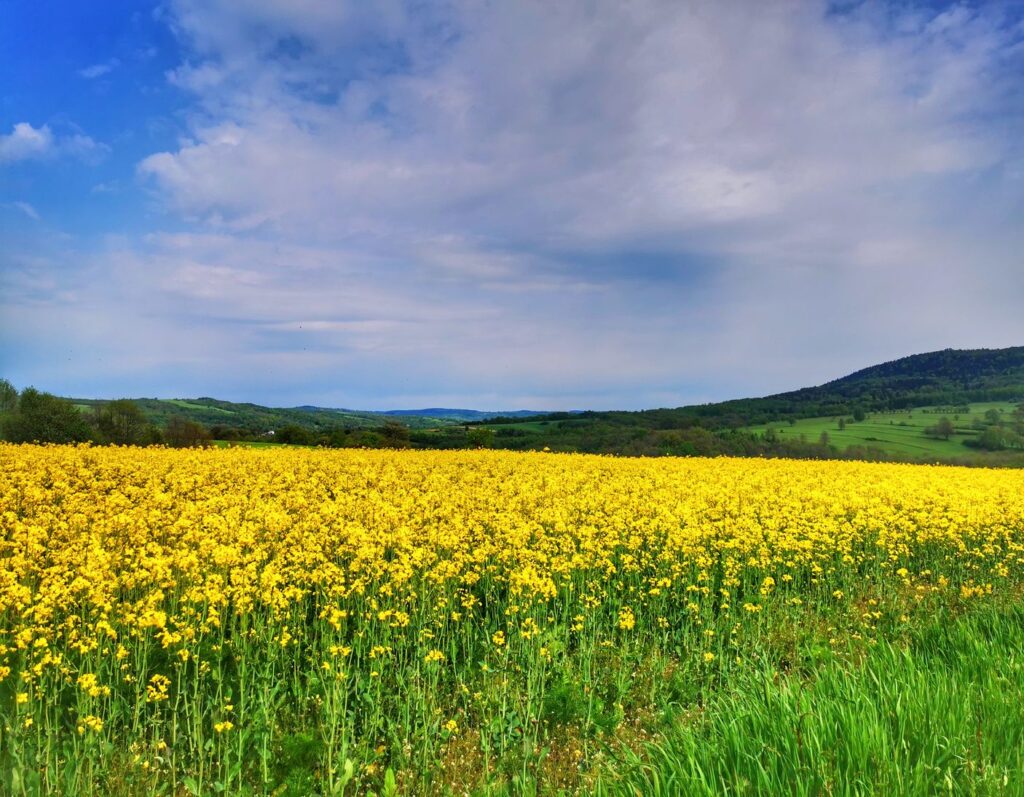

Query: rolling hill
left=67, top=396, right=549, bottom=434
left=476, top=347, right=1024, bottom=461
left=486, top=347, right=1024, bottom=431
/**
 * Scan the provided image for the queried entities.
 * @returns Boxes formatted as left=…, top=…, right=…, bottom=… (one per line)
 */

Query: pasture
left=746, top=401, right=1019, bottom=458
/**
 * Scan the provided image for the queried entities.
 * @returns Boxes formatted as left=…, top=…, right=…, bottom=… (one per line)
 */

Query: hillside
left=766, top=346, right=1024, bottom=416
left=67, top=397, right=549, bottom=434
left=69, top=397, right=449, bottom=433
left=486, top=347, right=1024, bottom=430
left=475, top=347, right=1024, bottom=461
left=382, top=408, right=548, bottom=422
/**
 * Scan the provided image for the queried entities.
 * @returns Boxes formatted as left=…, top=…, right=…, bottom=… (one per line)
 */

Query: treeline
left=960, top=406, right=1024, bottom=451
left=3, top=374, right=1023, bottom=466
left=0, top=382, right=209, bottom=447
left=0, top=382, right=430, bottom=450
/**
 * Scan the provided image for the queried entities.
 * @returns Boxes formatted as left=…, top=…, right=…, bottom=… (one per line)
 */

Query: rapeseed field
left=2, top=444, right=1024, bottom=795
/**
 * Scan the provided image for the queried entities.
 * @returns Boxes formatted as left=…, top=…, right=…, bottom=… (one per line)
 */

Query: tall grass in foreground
left=604, top=604, right=1024, bottom=797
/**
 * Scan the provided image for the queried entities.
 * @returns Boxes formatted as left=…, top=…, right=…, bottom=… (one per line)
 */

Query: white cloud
left=0, top=122, right=108, bottom=165
left=60, top=133, right=109, bottom=163
left=140, top=1, right=1021, bottom=253
left=78, top=59, right=120, bottom=79
left=6, top=201, right=40, bottom=221
left=8, top=1, right=1024, bottom=407
left=0, top=123, right=54, bottom=163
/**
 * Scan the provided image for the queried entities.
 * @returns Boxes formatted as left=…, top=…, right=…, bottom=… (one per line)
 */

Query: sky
left=1, top=0, right=1022, bottom=411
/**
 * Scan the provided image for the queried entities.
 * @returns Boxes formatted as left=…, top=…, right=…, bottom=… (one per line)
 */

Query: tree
left=381, top=420, right=410, bottom=447
left=852, top=408, right=866, bottom=422
left=984, top=408, right=1002, bottom=425
left=2, top=387, right=94, bottom=443
left=0, top=379, right=17, bottom=414
left=276, top=424, right=316, bottom=445
left=818, top=431, right=830, bottom=446
left=837, top=417, right=846, bottom=430
left=164, top=416, right=211, bottom=448
left=95, top=399, right=148, bottom=445
left=925, top=417, right=955, bottom=440
left=974, top=427, right=1007, bottom=451
left=467, top=427, right=495, bottom=449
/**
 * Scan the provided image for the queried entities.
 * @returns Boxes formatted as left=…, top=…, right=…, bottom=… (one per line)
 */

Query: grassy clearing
left=605, top=602, right=1024, bottom=797
left=747, top=402, right=1019, bottom=458
left=163, top=399, right=236, bottom=414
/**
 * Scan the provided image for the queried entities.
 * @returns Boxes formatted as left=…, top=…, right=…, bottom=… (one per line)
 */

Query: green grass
left=163, top=399, right=236, bottom=414
left=483, top=420, right=565, bottom=435
left=746, top=402, right=1018, bottom=458
left=604, top=602, right=1024, bottom=797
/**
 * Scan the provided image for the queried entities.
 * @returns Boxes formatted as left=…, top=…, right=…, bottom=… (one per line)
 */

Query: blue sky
left=1, top=1, right=1022, bottom=410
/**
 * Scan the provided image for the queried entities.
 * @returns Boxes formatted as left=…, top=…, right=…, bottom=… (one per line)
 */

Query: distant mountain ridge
left=291, top=405, right=547, bottom=422
left=66, top=396, right=551, bottom=433
left=381, top=408, right=547, bottom=421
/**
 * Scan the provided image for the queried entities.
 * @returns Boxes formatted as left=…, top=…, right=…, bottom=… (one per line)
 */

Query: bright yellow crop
left=1, top=443, right=1023, bottom=793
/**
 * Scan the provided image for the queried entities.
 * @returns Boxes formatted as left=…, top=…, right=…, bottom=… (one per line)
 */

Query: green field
left=164, top=399, right=236, bottom=414
left=746, top=402, right=1018, bottom=458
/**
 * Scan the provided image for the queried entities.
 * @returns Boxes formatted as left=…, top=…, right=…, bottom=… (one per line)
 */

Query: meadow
left=746, top=402, right=1019, bottom=458
left=2, top=444, right=1024, bottom=795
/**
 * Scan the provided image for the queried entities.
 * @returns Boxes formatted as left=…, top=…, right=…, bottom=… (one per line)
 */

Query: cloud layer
left=3, top=1, right=1023, bottom=408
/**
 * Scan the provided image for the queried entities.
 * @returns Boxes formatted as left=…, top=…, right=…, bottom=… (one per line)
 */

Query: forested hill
left=782, top=346, right=1024, bottom=409
left=491, top=347, right=1024, bottom=430
left=736, top=346, right=1024, bottom=424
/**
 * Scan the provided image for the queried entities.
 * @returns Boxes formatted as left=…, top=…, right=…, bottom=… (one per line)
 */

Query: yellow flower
left=78, top=715, right=103, bottom=733
left=146, top=674, right=171, bottom=703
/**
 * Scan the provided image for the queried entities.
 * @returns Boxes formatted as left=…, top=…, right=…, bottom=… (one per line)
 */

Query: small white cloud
left=0, top=122, right=107, bottom=166
left=62, top=133, right=109, bottom=163
left=0, top=123, right=54, bottom=163
left=78, top=59, right=120, bottom=79
left=8, top=201, right=40, bottom=221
